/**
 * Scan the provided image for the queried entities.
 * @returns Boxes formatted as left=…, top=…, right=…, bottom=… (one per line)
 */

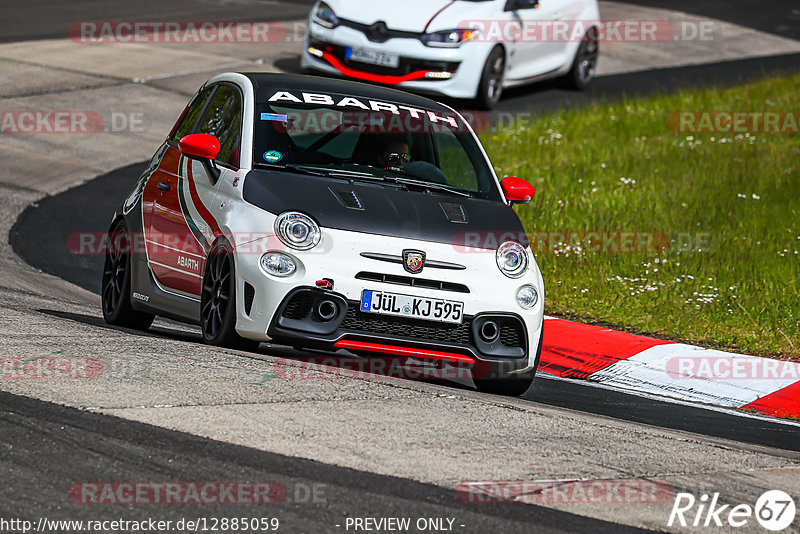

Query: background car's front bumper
left=301, top=23, right=493, bottom=100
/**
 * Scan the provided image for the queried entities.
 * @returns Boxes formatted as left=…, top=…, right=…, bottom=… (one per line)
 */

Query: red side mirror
left=501, top=176, right=535, bottom=205
left=179, top=134, right=221, bottom=161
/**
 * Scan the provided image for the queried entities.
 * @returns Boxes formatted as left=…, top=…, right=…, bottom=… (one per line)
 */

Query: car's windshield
left=253, top=92, right=500, bottom=200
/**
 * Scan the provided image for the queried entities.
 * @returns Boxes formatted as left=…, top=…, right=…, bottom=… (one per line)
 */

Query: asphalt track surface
left=625, top=0, right=800, bottom=41
left=0, top=0, right=319, bottom=43
left=2, top=0, right=798, bottom=43
left=11, top=162, right=800, bottom=454
left=1, top=390, right=646, bottom=534
left=4, top=1, right=800, bottom=532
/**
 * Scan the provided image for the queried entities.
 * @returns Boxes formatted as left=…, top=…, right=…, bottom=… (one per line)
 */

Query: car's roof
left=239, top=72, right=452, bottom=112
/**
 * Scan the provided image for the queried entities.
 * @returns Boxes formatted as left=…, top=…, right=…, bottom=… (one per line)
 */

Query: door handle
left=157, top=182, right=171, bottom=192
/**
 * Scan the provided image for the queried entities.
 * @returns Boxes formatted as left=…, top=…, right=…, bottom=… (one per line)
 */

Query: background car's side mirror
left=179, top=134, right=221, bottom=183
left=501, top=176, right=536, bottom=205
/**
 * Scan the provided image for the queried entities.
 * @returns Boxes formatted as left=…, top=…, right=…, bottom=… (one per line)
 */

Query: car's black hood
left=242, top=169, right=528, bottom=250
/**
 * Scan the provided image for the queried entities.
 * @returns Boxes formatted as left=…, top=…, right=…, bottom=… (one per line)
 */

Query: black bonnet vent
left=330, top=188, right=364, bottom=210
left=440, top=202, right=468, bottom=224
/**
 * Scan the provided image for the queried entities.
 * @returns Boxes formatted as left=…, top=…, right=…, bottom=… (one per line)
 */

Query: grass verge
left=482, top=73, right=800, bottom=360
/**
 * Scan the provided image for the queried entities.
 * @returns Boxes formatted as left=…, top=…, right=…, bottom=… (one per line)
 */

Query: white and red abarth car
left=302, top=0, right=600, bottom=108
left=102, top=73, right=544, bottom=396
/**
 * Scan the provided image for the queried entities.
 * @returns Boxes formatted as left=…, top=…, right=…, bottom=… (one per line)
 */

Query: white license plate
left=346, top=47, right=400, bottom=68
left=360, top=290, right=464, bottom=325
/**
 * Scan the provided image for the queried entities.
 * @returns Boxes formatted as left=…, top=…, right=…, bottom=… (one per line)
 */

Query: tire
left=473, top=332, right=543, bottom=397
left=562, top=34, right=599, bottom=90
left=474, top=46, right=506, bottom=110
left=200, top=242, right=259, bottom=351
left=101, top=220, right=155, bottom=330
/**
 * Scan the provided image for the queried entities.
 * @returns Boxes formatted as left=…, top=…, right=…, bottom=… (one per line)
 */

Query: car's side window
left=195, top=85, right=243, bottom=168
left=171, top=88, right=213, bottom=143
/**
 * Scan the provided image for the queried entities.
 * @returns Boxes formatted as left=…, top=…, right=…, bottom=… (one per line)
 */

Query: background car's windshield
left=253, top=99, right=500, bottom=200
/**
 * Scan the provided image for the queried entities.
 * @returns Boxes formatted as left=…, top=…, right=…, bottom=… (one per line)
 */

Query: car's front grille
left=310, top=39, right=460, bottom=77
left=340, top=305, right=473, bottom=345
left=499, top=319, right=524, bottom=349
left=282, top=292, right=315, bottom=320
left=356, top=272, right=470, bottom=294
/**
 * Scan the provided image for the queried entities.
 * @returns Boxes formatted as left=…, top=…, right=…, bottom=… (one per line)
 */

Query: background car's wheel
left=562, top=34, right=599, bottom=90
left=473, top=333, right=543, bottom=396
left=474, top=46, right=506, bottom=110
left=101, top=220, right=155, bottom=330
left=200, top=242, right=259, bottom=350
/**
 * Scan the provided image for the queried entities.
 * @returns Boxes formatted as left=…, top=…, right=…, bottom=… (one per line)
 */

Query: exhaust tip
left=480, top=320, right=500, bottom=343
left=316, top=300, right=338, bottom=321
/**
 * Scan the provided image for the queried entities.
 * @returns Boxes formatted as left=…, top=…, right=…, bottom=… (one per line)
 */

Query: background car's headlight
left=421, top=28, right=480, bottom=47
left=516, top=285, right=539, bottom=309
left=275, top=212, right=321, bottom=251
left=496, top=241, right=528, bottom=278
left=313, top=2, right=340, bottom=28
left=260, top=252, right=297, bottom=277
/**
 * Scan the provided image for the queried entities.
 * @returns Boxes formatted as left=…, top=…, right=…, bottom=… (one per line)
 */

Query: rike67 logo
left=668, top=490, right=796, bottom=531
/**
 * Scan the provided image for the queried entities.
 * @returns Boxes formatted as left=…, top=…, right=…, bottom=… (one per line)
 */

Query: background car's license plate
left=360, top=290, right=464, bottom=324
left=346, top=47, right=400, bottom=68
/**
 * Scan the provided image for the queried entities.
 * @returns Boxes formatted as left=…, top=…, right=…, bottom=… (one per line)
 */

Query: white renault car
left=301, top=0, right=601, bottom=108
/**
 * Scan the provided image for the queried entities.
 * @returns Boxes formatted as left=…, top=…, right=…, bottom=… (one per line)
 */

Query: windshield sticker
left=261, top=112, right=288, bottom=122
left=263, top=150, right=284, bottom=163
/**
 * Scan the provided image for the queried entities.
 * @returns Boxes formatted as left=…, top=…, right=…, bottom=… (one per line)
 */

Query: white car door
left=504, top=0, right=572, bottom=82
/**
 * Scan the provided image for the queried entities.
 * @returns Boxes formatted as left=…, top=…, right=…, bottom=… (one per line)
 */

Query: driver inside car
left=376, top=138, right=411, bottom=169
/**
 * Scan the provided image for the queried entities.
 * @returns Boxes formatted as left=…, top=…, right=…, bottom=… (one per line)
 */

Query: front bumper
left=301, top=23, right=493, bottom=100
left=233, top=227, right=545, bottom=374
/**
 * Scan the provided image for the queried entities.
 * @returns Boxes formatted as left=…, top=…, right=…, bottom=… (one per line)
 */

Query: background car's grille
left=310, top=40, right=460, bottom=77
left=356, top=272, right=469, bottom=293
left=340, top=305, right=473, bottom=345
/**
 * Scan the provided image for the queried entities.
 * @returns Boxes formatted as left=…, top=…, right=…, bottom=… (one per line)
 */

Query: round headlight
left=260, top=252, right=297, bottom=277
left=313, top=2, right=340, bottom=28
left=275, top=212, right=321, bottom=251
left=496, top=241, right=529, bottom=278
left=516, top=285, right=539, bottom=309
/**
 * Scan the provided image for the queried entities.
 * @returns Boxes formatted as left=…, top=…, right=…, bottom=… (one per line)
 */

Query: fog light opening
left=480, top=321, right=500, bottom=343
left=316, top=300, right=338, bottom=321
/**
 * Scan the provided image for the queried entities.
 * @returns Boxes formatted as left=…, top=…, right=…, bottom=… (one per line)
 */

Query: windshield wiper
left=254, top=162, right=332, bottom=176
left=382, top=172, right=472, bottom=198
left=255, top=162, right=382, bottom=180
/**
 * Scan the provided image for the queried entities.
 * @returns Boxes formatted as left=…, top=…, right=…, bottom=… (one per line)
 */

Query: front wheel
left=474, top=46, right=506, bottom=110
left=200, top=242, right=259, bottom=351
left=562, top=35, right=599, bottom=90
left=101, top=220, right=155, bottom=330
left=473, top=333, right=542, bottom=396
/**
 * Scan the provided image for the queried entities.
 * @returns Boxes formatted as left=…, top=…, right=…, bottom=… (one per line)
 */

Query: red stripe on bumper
left=741, top=381, right=800, bottom=419
left=539, top=319, right=674, bottom=379
left=333, top=339, right=475, bottom=365
left=322, top=52, right=435, bottom=85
